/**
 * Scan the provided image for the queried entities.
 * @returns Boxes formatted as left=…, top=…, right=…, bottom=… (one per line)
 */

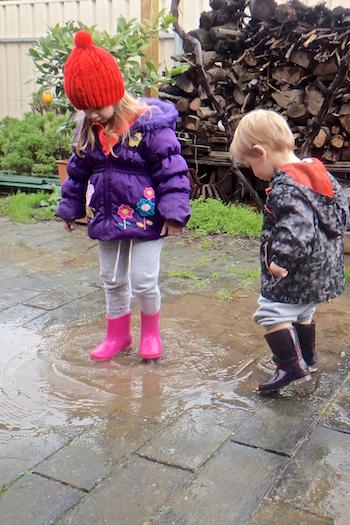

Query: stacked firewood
left=161, top=0, right=350, bottom=165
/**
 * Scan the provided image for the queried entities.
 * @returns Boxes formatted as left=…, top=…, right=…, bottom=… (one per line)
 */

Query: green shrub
left=0, top=112, right=73, bottom=176
left=0, top=188, right=59, bottom=223
left=188, top=198, right=263, bottom=238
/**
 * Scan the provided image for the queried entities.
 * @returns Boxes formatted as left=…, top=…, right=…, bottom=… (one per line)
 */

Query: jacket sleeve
left=147, top=127, right=191, bottom=226
left=268, top=185, right=316, bottom=267
left=56, top=153, right=92, bottom=220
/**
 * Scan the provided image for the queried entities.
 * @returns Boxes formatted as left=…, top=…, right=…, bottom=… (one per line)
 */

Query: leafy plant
left=188, top=198, right=263, bottom=238
left=29, top=13, right=175, bottom=113
left=0, top=112, right=73, bottom=176
left=0, top=188, right=59, bottom=223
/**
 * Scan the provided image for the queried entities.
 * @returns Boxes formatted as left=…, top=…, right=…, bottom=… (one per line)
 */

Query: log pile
left=161, top=0, right=350, bottom=169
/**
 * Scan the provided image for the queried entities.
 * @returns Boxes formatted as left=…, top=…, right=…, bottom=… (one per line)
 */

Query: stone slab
left=232, top=396, right=323, bottom=455
left=35, top=415, right=163, bottom=491
left=0, top=430, right=71, bottom=486
left=155, top=441, right=286, bottom=525
left=57, top=455, right=191, bottom=525
left=138, top=405, right=249, bottom=471
left=0, top=473, right=82, bottom=525
left=23, top=284, right=96, bottom=310
left=246, top=500, right=333, bottom=525
left=322, top=380, right=350, bottom=434
left=0, top=304, right=46, bottom=326
left=272, top=425, right=350, bottom=523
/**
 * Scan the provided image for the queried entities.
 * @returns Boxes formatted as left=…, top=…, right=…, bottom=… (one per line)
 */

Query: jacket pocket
left=263, top=242, right=275, bottom=281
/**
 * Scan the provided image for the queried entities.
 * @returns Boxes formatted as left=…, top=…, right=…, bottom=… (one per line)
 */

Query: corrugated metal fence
left=0, top=0, right=210, bottom=118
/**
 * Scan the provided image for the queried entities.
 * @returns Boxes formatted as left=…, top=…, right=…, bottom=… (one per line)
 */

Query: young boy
left=230, top=109, right=349, bottom=393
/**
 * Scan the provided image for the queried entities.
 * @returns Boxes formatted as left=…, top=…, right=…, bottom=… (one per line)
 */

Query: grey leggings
left=253, top=295, right=316, bottom=328
left=98, top=238, right=164, bottom=317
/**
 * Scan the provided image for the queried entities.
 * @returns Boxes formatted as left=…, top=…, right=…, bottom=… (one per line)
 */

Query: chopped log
left=313, top=127, right=329, bottom=148
left=233, top=87, right=245, bottom=106
left=341, top=148, right=350, bottom=161
left=184, top=29, right=213, bottom=53
left=287, top=103, right=307, bottom=119
left=200, top=9, right=232, bottom=30
left=289, top=50, right=312, bottom=69
left=305, top=86, right=324, bottom=116
left=183, top=115, right=200, bottom=131
left=340, top=114, right=350, bottom=134
left=323, top=149, right=341, bottom=162
left=207, top=66, right=229, bottom=82
left=271, top=89, right=303, bottom=109
left=210, top=0, right=228, bottom=9
left=331, top=134, right=345, bottom=148
left=275, top=3, right=297, bottom=23
left=176, top=98, right=190, bottom=113
left=197, top=106, right=217, bottom=119
left=251, top=0, right=277, bottom=21
left=271, top=66, right=302, bottom=85
left=175, top=73, right=196, bottom=94
left=313, top=58, right=338, bottom=76
left=189, top=97, right=202, bottom=111
left=202, top=51, right=220, bottom=67
left=209, top=24, right=246, bottom=41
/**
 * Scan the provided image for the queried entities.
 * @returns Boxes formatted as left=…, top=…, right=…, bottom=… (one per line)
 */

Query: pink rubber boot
left=90, top=312, right=132, bottom=361
left=139, top=311, right=163, bottom=360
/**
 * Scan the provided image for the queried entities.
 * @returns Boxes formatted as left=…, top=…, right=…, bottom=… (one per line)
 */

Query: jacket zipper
left=104, top=163, right=112, bottom=237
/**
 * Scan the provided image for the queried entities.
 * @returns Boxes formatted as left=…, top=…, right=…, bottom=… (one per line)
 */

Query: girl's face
left=84, top=105, right=114, bottom=124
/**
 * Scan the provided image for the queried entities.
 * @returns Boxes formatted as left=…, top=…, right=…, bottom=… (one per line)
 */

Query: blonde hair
left=74, top=92, right=150, bottom=157
left=230, top=109, right=295, bottom=162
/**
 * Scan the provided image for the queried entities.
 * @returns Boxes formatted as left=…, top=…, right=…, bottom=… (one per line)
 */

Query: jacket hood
left=275, top=165, right=349, bottom=238
left=131, top=98, right=178, bottom=132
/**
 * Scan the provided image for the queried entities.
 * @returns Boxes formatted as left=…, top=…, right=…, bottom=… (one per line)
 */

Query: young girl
left=56, top=31, right=191, bottom=362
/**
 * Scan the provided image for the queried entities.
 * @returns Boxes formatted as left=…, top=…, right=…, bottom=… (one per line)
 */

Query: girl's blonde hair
left=230, top=109, right=295, bottom=162
left=74, top=92, right=150, bottom=156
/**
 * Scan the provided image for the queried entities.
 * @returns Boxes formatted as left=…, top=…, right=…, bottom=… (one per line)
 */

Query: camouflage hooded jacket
left=261, top=158, right=349, bottom=304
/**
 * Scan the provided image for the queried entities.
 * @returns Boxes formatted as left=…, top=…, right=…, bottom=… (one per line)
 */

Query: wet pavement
left=0, top=216, right=349, bottom=524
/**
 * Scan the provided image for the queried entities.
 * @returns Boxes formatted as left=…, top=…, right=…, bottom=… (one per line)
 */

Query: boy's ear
left=252, top=144, right=267, bottom=159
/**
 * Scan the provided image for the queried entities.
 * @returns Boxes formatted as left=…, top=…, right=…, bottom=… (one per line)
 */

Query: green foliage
left=0, top=112, right=73, bottom=176
left=217, top=289, right=232, bottom=302
left=29, top=14, right=174, bottom=112
left=345, top=267, right=350, bottom=284
left=227, top=267, right=260, bottom=287
left=166, top=269, right=197, bottom=280
left=0, top=188, right=59, bottom=223
left=188, top=198, right=263, bottom=238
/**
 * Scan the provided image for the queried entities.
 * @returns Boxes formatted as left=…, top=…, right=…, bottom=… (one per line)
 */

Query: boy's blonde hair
left=75, top=92, right=150, bottom=156
left=230, top=109, right=295, bottom=162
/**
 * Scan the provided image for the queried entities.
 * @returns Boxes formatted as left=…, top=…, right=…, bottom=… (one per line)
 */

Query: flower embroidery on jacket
left=136, top=188, right=156, bottom=229
left=128, top=132, right=143, bottom=148
left=117, top=204, right=134, bottom=229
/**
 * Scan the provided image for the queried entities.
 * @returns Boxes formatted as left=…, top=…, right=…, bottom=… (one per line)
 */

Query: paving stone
left=0, top=288, right=40, bottom=312
left=25, top=292, right=105, bottom=330
left=246, top=500, right=333, bottom=525
left=23, top=284, right=96, bottom=310
left=0, top=430, right=71, bottom=486
left=322, top=380, right=350, bottom=434
left=0, top=473, right=82, bottom=525
left=35, top=415, right=163, bottom=491
left=0, top=304, right=46, bottom=326
left=232, top=396, right=324, bottom=455
left=56, top=455, right=191, bottom=525
left=154, top=441, right=286, bottom=525
left=272, top=425, right=350, bottom=522
left=138, top=405, right=249, bottom=471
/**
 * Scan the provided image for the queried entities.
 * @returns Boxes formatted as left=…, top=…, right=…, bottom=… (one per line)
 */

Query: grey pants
left=98, top=238, right=164, bottom=317
left=253, top=295, right=316, bottom=328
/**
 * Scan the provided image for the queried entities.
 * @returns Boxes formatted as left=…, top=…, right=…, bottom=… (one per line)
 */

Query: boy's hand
left=160, top=220, right=184, bottom=237
left=270, top=262, right=288, bottom=279
left=63, top=220, right=76, bottom=232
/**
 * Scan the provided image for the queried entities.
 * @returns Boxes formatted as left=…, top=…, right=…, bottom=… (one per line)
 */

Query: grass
left=166, top=269, right=197, bottom=280
left=199, top=239, right=214, bottom=250
left=188, top=197, right=262, bottom=238
left=0, top=189, right=59, bottom=223
left=217, top=289, right=232, bottom=302
left=228, top=267, right=260, bottom=287
left=345, top=267, right=350, bottom=284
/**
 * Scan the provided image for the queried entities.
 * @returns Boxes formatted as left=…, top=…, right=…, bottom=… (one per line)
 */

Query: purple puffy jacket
left=56, top=99, right=191, bottom=241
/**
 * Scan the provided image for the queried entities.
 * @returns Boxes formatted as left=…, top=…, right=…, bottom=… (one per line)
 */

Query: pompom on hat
left=63, top=30, right=125, bottom=110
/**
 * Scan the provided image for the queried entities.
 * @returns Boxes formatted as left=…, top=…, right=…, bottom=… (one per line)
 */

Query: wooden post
left=141, top=0, right=160, bottom=98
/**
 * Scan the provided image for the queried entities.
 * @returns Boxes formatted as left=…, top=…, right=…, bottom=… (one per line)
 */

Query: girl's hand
left=160, top=220, right=184, bottom=237
left=64, top=220, right=76, bottom=232
left=269, top=262, right=288, bottom=279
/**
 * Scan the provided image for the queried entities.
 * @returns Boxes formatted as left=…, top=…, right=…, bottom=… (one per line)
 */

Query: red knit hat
left=64, top=31, right=125, bottom=110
